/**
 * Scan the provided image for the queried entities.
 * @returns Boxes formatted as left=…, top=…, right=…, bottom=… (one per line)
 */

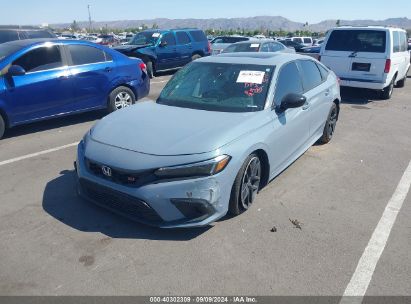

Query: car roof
left=197, top=52, right=313, bottom=66
left=332, top=26, right=406, bottom=32
left=0, top=38, right=99, bottom=49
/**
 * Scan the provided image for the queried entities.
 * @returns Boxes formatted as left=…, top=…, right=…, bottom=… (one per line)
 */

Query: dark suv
left=0, top=27, right=56, bottom=44
left=114, top=28, right=211, bottom=78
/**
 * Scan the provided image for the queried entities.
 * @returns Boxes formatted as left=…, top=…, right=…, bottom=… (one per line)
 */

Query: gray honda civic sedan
left=75, top=52, right=341, bottom=228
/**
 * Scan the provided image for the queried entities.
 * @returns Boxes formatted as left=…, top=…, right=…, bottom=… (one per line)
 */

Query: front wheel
left=146, top=61, right=154, bottom=79
left=228, top=154, right=262, bottom=216
left=108, top=86, right=136, bottom=112
left=319, top=103, right=338, bottom=144
left=0, top=114, right=5, bottom=140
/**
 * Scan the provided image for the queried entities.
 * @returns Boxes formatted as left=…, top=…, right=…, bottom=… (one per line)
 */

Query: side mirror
left=8, top=65, right=26, bottom=76
left=159, top=41, right=167, bottom=48
left=279, top=93, right=306, bottom=111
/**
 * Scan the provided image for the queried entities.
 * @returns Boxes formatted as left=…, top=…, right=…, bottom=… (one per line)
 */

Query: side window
left=176, top=32, right=191, bottom=45
left=260, top=43, right=270, bottom=52
left=274, top=62, right=303, bottom=106
left=189, top=31, right=207, bottom=42
left=13, top=45, right=63, bottom=73
left=304, top=38, right=312, bottom=44
left=68, top=45, right=106, bottom=65
left=0, top=30, right=19, bottom=43
left=399, top=32, right=407, bottom=52
left=161, top=32, right=176, bottom=46
left=316, top=63, right=330, bottom=81
left=393, top=31, right=400, bottom=53
left=299, top=60, right=323, bottom=91
left=270, top=42, right=284, bottom=52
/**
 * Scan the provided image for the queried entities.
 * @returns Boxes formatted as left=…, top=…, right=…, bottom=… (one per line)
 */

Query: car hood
left=113, top=44, right=152, bottom=53
left=90, top=101, right=265, bottom=156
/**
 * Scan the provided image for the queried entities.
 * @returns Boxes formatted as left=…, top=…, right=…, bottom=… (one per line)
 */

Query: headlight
left=154, top=155, right=231, bottom=178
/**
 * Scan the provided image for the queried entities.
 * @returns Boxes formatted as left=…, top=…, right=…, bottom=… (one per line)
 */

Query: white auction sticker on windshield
left=237, top=71, right=265, bottom=84
left=250, top=44, right=260, bottom=48
left=152, top=33, right=160, bottom=38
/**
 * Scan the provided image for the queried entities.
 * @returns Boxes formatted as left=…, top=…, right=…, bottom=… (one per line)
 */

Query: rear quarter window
left=68, top=45, right=107, bottom=65
left=326, top=30, right=386, bottom=53
left=189, top=31, right=207, bottom=42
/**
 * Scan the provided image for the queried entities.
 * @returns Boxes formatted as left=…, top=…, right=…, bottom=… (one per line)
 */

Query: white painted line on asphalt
left=340, top=160, right=411, bottom=303
left=151, top=80, right=169, bottom=84
left=0, top=142, right=79, bottom=167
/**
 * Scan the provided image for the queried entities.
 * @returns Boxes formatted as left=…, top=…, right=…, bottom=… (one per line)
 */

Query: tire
left=146, top=61, right=154, bottom=79
left=192, top=54, right=202, bottom=61
left=395, top=75, right=406, bottom=88
left=319, top=103, right=338, bottom=144
left=0, top=115, right=5, bottom=140
left=228, top=154, right=262, bottom=216
left=381, top=77, right=395, bottom=100
left=108, top=86, right=136, bottom=112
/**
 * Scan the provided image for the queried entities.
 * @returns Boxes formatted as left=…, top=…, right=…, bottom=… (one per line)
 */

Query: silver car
left=75, top=53, right=341, bottom=228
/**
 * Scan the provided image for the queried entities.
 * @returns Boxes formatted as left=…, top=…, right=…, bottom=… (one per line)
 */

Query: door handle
left=325, top=89, right=330, bottom=96
left=105, top=67, right=113, bottom=72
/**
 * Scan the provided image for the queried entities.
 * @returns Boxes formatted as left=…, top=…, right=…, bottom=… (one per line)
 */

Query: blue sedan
left=0, top=39, right=150, bottom=139
left=76, top=53, right=341, bottom=228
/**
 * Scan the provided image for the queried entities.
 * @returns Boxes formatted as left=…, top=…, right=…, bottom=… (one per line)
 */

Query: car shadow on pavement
left=340, top=87, right=379, bottom=104
left=42, top=170, right=211, bottom=241
left=4, top=110, right=106, bottom=139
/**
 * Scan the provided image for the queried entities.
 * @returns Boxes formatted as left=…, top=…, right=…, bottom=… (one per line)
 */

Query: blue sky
left=2, top=0, right=411, bottom=25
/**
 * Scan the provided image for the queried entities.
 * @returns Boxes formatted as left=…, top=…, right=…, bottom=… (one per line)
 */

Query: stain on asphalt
left=351, top=105, right=371, bottom=110
left=79, top=255, right=95, bottom=266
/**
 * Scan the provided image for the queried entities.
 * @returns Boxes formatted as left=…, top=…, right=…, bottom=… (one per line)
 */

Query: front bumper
left=75, top=143, right=232, bottom=228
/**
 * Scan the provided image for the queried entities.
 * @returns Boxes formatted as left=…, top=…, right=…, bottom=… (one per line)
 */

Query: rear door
left=66, top=44, right=115, bottom=110
left=175, top=31, right=192, bottom=66
left=321, top=29, right=387, bottom=83
left=298, top=59, right=332, bottom=137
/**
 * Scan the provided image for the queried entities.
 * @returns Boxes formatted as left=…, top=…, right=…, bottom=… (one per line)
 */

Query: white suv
left=320, top=26, right=410, bottom=99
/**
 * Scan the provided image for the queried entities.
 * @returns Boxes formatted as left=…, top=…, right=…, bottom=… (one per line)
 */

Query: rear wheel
left=395, top=75, right=406, bottom=88
left=0, top=115, right=5, bottom=140
left=228, top=154, right=261, bottom=216
left=319, top=103, right=338, bottom=144
left=108, top=86, right=136, bottom=112
left=381, top=77, right=395, bottom=100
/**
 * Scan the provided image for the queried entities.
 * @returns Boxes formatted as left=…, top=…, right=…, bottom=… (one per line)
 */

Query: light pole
left=87, top=4, right=92, bottom=33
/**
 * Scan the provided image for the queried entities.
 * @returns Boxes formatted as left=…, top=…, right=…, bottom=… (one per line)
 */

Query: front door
left=4, top=44, right=73, bottom=125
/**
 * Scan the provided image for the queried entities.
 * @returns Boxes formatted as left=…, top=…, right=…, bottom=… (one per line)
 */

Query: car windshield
left=129, top=32, right=161, bottom=46
left=157, top=62, right=274, bottom=113
left=223, top=43, right=261, bottom=53
left=0, top=43, right=22, bottom=61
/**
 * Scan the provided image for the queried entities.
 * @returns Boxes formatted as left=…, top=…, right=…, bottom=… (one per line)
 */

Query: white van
left=320, top=26, right=410, bottom=99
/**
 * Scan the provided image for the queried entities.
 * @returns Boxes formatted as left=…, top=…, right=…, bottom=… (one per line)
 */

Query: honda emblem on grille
left=101, top=165, right=112, bottom=177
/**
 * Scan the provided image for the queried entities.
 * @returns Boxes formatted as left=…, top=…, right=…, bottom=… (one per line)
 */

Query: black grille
left=86, top=159, right=156, bottom=187
left=79, top=178, right=163, bottom=223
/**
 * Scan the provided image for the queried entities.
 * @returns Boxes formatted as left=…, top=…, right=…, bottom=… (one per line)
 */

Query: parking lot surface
left=0, top=72, right=410, bottom=296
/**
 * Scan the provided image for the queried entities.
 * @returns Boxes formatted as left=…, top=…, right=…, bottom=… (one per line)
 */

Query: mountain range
left=51, top=16, right=411, bottom=32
